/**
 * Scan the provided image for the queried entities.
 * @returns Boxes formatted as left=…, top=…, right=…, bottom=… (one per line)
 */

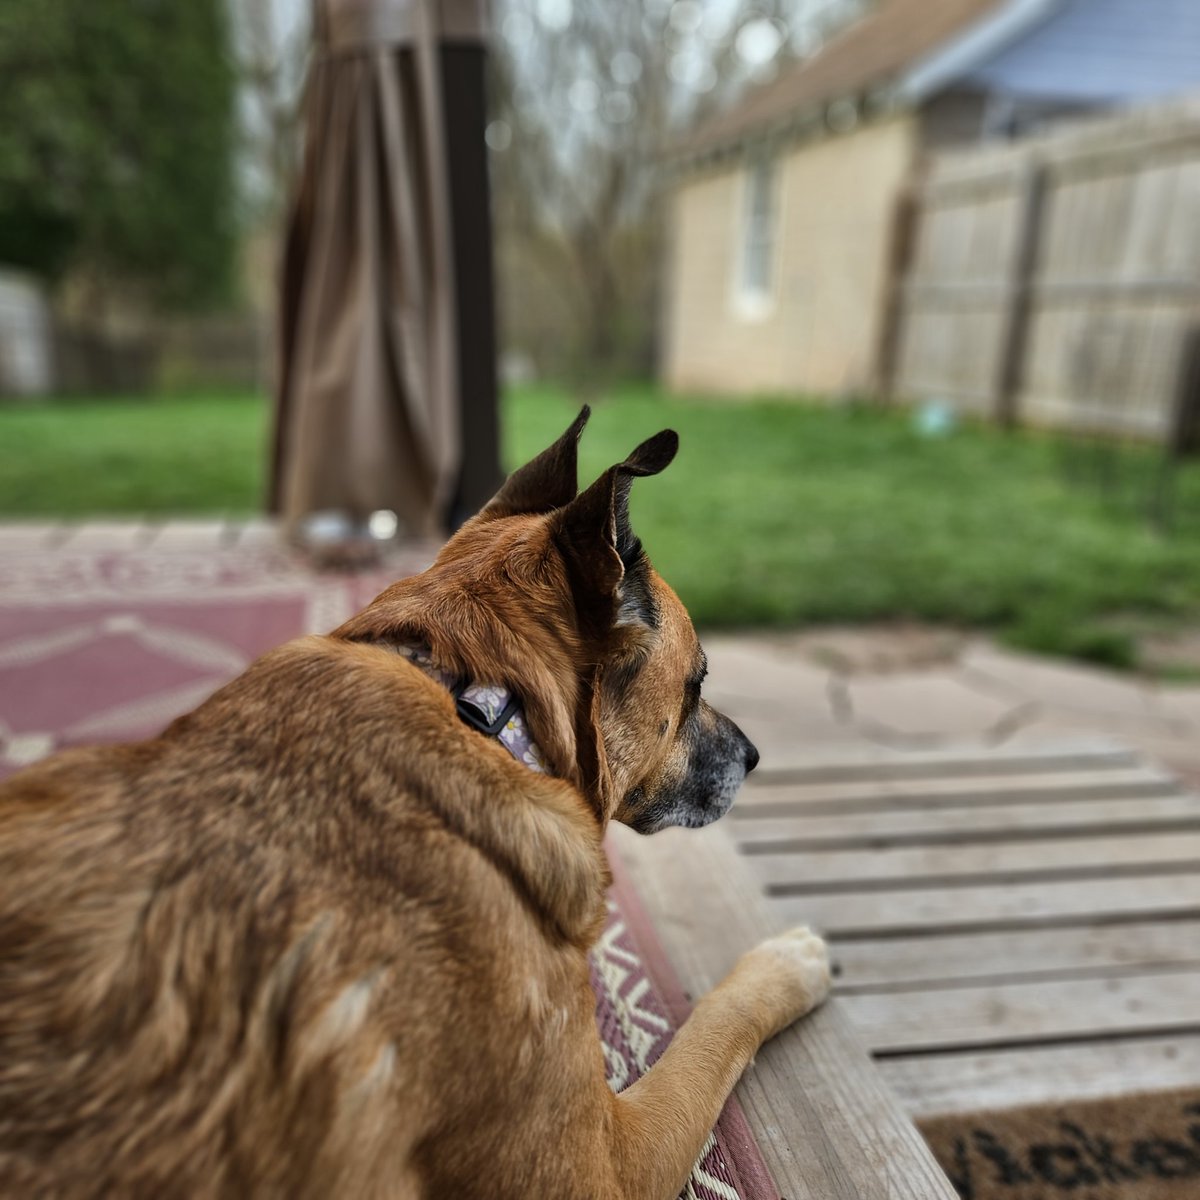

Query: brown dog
left=0, top=410, right=830, bottom=1199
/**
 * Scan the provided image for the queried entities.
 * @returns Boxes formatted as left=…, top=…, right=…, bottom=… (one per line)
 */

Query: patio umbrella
left=270, top=0, right=498, bottom=541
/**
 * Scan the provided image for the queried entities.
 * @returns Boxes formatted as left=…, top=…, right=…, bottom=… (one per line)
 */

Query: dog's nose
left=744, top=741, right=760, bottom=773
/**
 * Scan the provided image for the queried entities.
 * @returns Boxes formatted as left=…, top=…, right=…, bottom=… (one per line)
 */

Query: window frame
left=733, top=153, right=780, bottom=320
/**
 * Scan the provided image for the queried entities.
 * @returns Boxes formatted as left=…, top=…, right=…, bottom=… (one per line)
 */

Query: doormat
left=921, top=1088, right=1200, bottom=1200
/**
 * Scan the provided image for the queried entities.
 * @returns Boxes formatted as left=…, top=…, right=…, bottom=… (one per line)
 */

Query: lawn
left=0, top=392, right=270, bottom=515
left=2, top=385, right=1198, bottom=666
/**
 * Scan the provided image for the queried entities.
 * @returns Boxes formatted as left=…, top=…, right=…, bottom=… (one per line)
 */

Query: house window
left=739, top=156, right=777, bottom=312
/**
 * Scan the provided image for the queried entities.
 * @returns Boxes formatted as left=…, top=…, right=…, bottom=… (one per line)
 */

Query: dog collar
left=395, top=643, right=549, bottom=775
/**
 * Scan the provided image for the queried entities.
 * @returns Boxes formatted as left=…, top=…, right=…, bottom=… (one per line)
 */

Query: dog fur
left=0, top=410, right=830, bottom=1199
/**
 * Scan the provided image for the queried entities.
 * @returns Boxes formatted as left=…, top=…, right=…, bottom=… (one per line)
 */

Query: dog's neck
left=396, top=644, right=550, bottom=775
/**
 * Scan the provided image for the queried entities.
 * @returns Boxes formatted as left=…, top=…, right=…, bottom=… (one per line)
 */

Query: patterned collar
left=395, top=644, right=549, bottom=775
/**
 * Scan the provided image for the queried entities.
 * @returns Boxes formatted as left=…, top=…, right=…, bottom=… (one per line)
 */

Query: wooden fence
left=154, top=315, right=271, bottom=393
left=881, top=96, right=1200, bottom=443
left=0, top=309, right=269, bottom=399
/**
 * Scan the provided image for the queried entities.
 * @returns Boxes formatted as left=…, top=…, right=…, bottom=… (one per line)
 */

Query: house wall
left=663, top=113, right=918, bottom=397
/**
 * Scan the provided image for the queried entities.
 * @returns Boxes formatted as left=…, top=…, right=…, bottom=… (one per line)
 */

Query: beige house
left=663, top=0, right=1200, bottom=397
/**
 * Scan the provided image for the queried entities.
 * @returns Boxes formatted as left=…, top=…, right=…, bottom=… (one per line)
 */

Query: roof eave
left=668, top=0, right=1071, bottom=177
left=667, top=85, right=914, bottom=178
left=894, top=0, right=1069, bottom=105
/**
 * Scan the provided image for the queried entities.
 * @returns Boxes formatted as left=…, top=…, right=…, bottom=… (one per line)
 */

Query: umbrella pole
left=440, top=32, right=503, bottom=529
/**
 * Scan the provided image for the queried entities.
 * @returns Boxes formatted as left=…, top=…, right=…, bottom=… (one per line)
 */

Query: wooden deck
left=727, top=735, right=1200, bottom=1117
left=612, top=735, right=1200, bottom=1196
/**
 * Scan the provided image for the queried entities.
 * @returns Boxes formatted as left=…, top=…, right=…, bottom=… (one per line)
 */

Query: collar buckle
left=395, top=643, right=549, bottom=776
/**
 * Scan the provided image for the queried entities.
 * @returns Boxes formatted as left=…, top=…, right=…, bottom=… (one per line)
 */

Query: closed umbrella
left=270, top=0, right=499, bottom=546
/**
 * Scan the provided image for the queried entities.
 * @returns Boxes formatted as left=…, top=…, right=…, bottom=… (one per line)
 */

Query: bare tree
left=230, top=0, right=311, bottom=225
left=489, top=0, right=862, bottom=382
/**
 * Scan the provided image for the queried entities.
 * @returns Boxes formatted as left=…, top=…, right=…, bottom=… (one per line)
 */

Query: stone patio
left=704, top=626, right=1200, bottom=785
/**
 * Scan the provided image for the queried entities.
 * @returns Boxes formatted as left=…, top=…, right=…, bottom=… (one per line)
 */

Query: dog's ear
left=482, top=406, right=590, bottom=518
left=553, top=429, right=679, bottom=633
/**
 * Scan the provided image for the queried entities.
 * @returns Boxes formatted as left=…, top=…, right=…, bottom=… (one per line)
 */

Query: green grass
left=0, top=392, right=269, bottom=515
left=3, top=385, right=1199, bottom=666
left=508, top=384, right=1200, bottom=667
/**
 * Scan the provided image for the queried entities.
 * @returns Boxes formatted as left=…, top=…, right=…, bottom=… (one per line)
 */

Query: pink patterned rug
left=0, top=539, right=778, bottom=1198
left=0, top=542, right=407, bottom=775
left=598, top=851, right=780, bottom=1200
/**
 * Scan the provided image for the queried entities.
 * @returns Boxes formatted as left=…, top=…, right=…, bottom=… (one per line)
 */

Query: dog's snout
left=719, top=713, right=759, bottom=776
left=728, top=718, right=759, bottom=774
left=744, top=740, right=760, bottom=774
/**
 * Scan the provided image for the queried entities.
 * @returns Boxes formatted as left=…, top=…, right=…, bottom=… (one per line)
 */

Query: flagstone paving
left=703, top=630, right=1200, bottom=784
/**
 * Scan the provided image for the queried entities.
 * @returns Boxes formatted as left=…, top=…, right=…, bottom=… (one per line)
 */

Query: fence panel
left=886, top=96, right=1200, bottom=440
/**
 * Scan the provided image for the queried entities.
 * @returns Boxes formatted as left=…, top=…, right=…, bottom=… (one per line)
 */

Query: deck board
left=752, top=736, right=1139, bottom=781
left=753, top=830, right=1200, bottom=893
left=732, top=791, right=1200, bottom=849
left=844, top=969, right=1200, bottom=1054
left=832, top=920, right=1200, bottom=990
left=880, top=1036, right=1200, bottom=1116
left=737, top=765, right=1180, bottom=816
left=770, top=870, right=1200, bottom=937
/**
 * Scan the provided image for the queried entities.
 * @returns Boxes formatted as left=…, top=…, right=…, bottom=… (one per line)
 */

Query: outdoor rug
left=0, top=541, right=414, bottom=778
left=598, top=850, right=779, bottom=1200
left=921, top=1089, right=1200, bottom=1200
left=0, top=538, right=779, bottom=1198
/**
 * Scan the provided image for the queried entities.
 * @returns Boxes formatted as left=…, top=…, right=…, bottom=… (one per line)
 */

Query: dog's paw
left=756, top=926, right=832, bottom=1008
left=737, top=926, right=831, bottom=1038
